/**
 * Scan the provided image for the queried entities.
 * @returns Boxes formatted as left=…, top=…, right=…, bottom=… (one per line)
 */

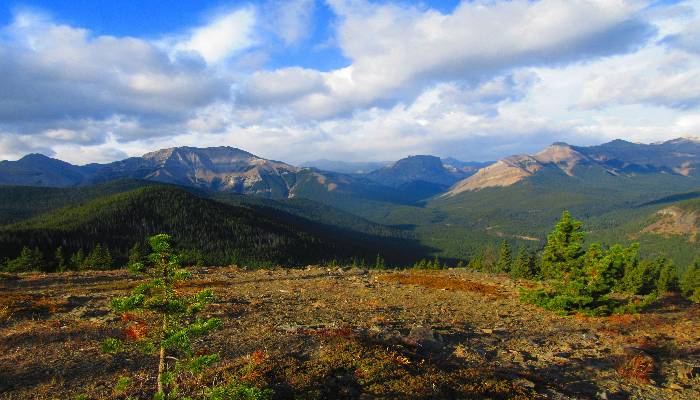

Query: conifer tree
left=31, top=247, right=46, bottom=272
left=85, top=244, right=112, bottom=270
left=431, top=255, right=441, bottom=270
left=70, top=248, right=85, bottom=270
left=511, top=247, right=536, bottom=279
left=467, top=252, right=484, bottom=271
left=103, top=234, right=221, bottom=398
left=5, top=246, right=33, bottom=272
left=54, top=246, right=67, bottom=272
left=541, top=210, right=585, bottom=279
left=656, top=259, right=679, bottom=293
left=681, top=259, right=700, bottom=303
left=374, top=254, right=385, bottom=270
left=495, top=241, right=512, bottom=273
left=128, top=241, right=144, bottom=268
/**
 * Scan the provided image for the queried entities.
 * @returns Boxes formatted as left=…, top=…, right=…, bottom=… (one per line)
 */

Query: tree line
left=486, top=211, right=699, bottom=313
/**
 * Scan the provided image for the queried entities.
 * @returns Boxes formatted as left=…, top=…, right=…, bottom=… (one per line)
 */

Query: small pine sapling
left=374, top=254, right=385, bottom=270
left=103, top=233, right=221, bottom=398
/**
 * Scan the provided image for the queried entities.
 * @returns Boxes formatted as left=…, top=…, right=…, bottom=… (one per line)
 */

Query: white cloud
left=0, top=10, right=231, bottom=142
left=579, top=48, right=700, bottom=109
left=280, top=0, right=653, bottom=118
left=173, top=7, right=257, bottom=64
left=237, top=67, right=328, bottom=106
left=1, top=1, right=699, bottom=165
left=264, top=0, right=315, bottom=46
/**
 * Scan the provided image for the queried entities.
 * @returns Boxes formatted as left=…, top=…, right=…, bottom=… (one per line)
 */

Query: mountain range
left=1, top=137, right=699, bottom=269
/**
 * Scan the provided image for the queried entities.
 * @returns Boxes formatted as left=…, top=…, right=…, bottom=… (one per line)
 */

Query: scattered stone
left=677, top=363, right=700, bottom=382
left=407, top=325, right=442, bottom=349
left=553, top=351, right=573, bottom=358
left=513, top=378, right=536, bottom=389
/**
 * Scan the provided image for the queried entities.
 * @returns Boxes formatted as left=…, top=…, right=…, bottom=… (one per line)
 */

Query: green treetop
left=495, top=241, right=512, bottom=273
left=511, top=247, right=537, bottom=279
left=541, top=210, right=586, bottom=279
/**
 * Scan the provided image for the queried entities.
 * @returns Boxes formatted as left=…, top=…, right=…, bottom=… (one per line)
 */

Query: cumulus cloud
left=237, top=67, right=329, bottom=106
left=276, top=0, right=655, bottom=118
left=579, top=48, right=700, bottom=110
left=172, top=7, right=257, bottom=64
left=263, top=0, right=316, bottom=46
left=0, top=10, right=235, bottom=150
left=0, top=0, right=698, bottom=165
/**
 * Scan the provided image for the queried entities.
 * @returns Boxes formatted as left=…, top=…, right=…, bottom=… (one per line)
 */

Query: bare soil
left=1, top=267, right=699, bottom=399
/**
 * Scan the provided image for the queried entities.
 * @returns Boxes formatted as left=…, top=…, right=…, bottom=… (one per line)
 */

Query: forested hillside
left=0, top=185, right=426, bottom=269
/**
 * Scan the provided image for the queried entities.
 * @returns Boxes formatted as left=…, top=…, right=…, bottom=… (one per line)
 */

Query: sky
left=0, top=0, right=699, bottom=164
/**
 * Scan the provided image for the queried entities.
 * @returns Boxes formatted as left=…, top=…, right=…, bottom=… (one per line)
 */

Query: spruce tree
left=128, top=242, right=144, bottom=268
left=103, top=234, right=221, bottom=398
left=70, top=248, right=85, bottom=271
left=5, top=246, right=33, bottom=272
left=656, top=259, right=679, bottom=293
left=541, top=210, right=585, bottom=279
left=511, top=247, right=535, bottom=279
left=680, top=259, right=700, bottom=303
left=495, top=241, right=512, bottom=273
left=54, top=246, right=67, bottom=272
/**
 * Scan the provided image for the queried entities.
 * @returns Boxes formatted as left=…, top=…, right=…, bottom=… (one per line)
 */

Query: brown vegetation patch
left=0, top=293, right=70, bottom=321
left=618, top=350, right=655, bottom=384
left=378, top=272, right=503, bottom=297
left=642, top=206, right=699, bottom=241
left=1, top=268, right=698, bottom=399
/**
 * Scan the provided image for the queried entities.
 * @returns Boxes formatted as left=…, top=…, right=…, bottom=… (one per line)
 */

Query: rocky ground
left=1, top=267, right=699, bottom=399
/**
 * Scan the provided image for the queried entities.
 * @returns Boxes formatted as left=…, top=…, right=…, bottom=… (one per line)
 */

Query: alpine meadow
left=1, top=1, right=700, bottom=399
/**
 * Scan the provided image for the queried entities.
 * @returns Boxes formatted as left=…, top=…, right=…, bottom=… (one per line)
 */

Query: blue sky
left=0, top=0, right=699, bottom=164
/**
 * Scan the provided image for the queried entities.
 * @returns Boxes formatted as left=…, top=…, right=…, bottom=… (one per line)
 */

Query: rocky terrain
left=1, top=267, right=698, bottom=399
left=445, top=138, right=700, bottom=195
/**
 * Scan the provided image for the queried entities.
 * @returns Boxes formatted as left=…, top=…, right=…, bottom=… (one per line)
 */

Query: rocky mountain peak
left=534, top=143, right=587, bottom=176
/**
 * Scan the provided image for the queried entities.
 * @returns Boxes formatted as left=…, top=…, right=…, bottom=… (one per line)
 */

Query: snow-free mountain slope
left=445, top=138, right=700, bottom=196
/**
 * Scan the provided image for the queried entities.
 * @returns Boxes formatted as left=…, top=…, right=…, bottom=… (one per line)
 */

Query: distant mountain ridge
left=0, top=147, right=482, bottom=201
left=93, top=146, right=300, bottom=197
left=366, top=155, right=469, bottom=188
left=300, top=159, right=389, bottom=174
left=2, top=137, right=699, bottom=205
left=1, top=137, right=699, bottom=269
left=446, top=137, right=700, bottom=196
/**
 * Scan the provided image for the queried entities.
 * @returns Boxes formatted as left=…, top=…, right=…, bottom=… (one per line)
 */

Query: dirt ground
left=1, top=267, right=699, bottom=399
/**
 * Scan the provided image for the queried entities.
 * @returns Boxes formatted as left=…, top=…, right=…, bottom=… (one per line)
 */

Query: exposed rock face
left=642, top=205, right=699, bottom=242
left=94, top=146, right=300, bottom=197
left=445, top=138, right=700, bottom=196
left=445, top=155, right=542, bottom=194
left=574, top=137, right=700, bottom=175
left=533, top=143, right=588, bottom=176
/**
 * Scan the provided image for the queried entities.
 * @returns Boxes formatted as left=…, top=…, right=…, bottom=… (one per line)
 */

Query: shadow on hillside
left=1, top=272, right=137, bottom=290
left=234, top=202, right=440, bottom=265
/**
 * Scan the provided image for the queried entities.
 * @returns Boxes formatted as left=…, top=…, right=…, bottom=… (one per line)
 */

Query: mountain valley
left=1, top=137, right=699, bottom=268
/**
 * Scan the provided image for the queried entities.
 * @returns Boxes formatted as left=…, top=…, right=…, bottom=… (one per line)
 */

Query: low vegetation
left=520, top=211, right=696, bottom=315
left=2, top=264, right=698, bottom=399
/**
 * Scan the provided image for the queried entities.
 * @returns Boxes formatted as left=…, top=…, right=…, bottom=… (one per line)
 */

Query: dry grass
left=0, top=293, right=70, bottom=322
left=377, top=272, right=504, bottom=297
left=0, top=267, right=698, bottom=399
left=618, top=352, right=655, bottom=384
